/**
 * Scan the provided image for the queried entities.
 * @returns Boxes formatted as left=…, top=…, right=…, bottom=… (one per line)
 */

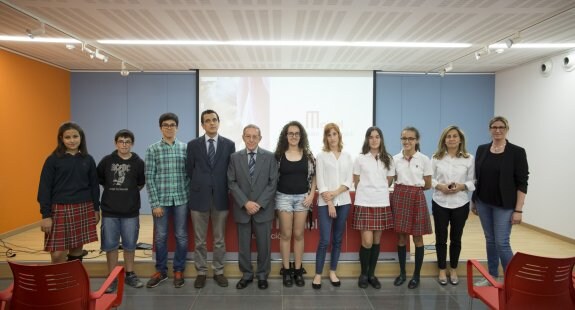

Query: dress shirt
left=353, top=153, right=395, bottom=207
left=205, top=134, right=219, bottom=153
left=393, top=151, right=432, bottom=187
left=247, top=148, right=258, bottom=163
left=431, top=153, right=475, bottom=209
left=145, top=138, right=190, bottom=208
left=316, top=150, right=353, bottom=207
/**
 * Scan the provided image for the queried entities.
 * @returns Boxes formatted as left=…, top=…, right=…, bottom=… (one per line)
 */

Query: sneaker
left=474, top=278, right=492, bottom=287
left=174, top=271, right=185, bottom=288
left=146, top=272, right=168, bottom=288
left=125, top=272, right=144, bottom=288
left=105, top=279, right=118, bottom=293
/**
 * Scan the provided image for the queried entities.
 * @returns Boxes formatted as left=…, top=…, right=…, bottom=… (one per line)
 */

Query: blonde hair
left=322, top=123, right=343, bottom=152
left=433, top=125, right=470, bottom=160
left=489, top=116, right=509, bottom=129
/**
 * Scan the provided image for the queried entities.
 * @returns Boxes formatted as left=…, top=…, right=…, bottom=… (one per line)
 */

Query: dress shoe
left=393, top=274, right=406, bottom=286
left=236, top=278, right=253, bottom=289
left=357, top=275, right=368, bottom=289
left=257, top=279, right=268, bottom=289
left=330, top=279, right=341, bottom=287
left=213, top=274, right=229, bottom=287
left=408, top=278, right=420, bottom=289
left=368, top=276, right=381, bottom=289
left=194, top=275, right=207, bottom=288
left=312, top=282, right=321, bottom=289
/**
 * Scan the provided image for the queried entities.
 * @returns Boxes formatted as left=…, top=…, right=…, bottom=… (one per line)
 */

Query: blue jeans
left=100, top=216, right=140, bottom=251
left=315, top=204, right=351, bottom=274
left=476, top=199, right=514, bottom=277
left=153, top=204, right=189, bottom=274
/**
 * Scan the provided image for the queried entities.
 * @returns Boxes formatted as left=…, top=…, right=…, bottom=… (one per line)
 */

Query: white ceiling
left=1, top=0, right=575, bottom=73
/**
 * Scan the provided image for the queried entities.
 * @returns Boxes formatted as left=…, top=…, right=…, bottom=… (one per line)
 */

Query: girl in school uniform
left=391, top=126, right=433, bottom=289
left=38, top=122, right=100, bottom=263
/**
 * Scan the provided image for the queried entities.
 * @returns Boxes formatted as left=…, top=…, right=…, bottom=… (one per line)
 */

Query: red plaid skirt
left=352, top=205, right=394, bottom=231
left=44, top=202, right=98, bottom=251
left=390, top=184, right=432, bottom=236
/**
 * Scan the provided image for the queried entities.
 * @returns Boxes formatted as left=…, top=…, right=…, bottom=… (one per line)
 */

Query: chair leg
left=468, top=297, right=473, bottom=310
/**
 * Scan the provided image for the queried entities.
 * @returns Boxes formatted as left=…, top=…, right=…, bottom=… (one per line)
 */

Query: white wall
left=495, top=52, right=575, bottom=239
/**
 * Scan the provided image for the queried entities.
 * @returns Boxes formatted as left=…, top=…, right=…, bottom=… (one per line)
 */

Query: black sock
left=397, top=245, right=406, bottom=276
left=413, top=246, right=424, bottom=279
left=368, top=244, right=380, bottom=277
left=359, top=246, right=371, bottom=276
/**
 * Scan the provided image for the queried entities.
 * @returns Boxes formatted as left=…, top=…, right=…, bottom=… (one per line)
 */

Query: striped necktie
left=208, top=139, right=215, bottom=167
left=248, top=152, right=256, bottom=177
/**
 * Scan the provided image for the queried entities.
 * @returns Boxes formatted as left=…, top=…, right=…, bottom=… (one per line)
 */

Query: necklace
left=492, top=143, right=506, bottom=152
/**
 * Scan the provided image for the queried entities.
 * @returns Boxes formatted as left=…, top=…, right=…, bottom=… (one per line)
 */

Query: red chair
left=0, top=260, right=124, bottom=310
left=467, top=252, right=575, bottom=310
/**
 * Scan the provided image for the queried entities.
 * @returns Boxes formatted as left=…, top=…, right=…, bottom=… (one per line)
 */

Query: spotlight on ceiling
left=563, top=53, right=575, bottom=72
left=26, top=22, right=45, bottom=39
left=65, top=44, right=76, bottom=50
left=120, top=61, right=130, bottom=77
left=540, top=59, right=553, bottom=77
left=475, top=51, right=481, bottom=60
left=444, top=63, right=453, bottom=73
left=94, top=49, right=109, bottom=62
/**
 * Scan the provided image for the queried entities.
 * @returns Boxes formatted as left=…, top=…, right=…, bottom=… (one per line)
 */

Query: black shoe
left=293, top=269, right=305, bottom=287
left=282, top=268, right=293, bottom=287
left=330, top=279, right=341, bottom=287
left=236, top=278, right=253, bottom=289
left=258, top=279, right=268, bottom=289
left=408, top=278, right=420, bottom=289
left=358, top=275, right=368, bottom=288
left=368, top=276, right=381, bottom=289
left=312, top=282, right=321, bottom=289
left=393, top=274, right=406, bottom=286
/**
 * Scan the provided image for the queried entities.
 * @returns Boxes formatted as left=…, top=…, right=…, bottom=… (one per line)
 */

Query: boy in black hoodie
left=97, top=129, right=145, bottom=292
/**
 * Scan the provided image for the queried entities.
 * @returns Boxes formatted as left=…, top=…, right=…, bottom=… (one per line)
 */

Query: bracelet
left=514, top=210, right=523, bottom=213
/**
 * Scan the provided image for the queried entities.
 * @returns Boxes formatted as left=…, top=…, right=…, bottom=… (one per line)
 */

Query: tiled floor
left=0, top=276, right=488, bottom=310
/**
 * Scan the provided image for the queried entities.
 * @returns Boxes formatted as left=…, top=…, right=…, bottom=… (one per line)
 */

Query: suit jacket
left=472, top=140, right=529, bottom=209
left=228, top=147, right=278, bottom=224
left=186, top=135, right=236, bottom=211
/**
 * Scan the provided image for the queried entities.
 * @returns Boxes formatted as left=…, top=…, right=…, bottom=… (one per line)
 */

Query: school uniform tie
left=248, top=152, right=256, bottom=177
left=208, top=139, right=215, bottom=167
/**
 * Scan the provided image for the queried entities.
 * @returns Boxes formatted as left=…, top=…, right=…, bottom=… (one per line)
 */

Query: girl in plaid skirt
left=38, top=122, right=100, bottom=263
left=352, top=127, right=395, bottom=289
left=390, top=127, right=433, bottom=289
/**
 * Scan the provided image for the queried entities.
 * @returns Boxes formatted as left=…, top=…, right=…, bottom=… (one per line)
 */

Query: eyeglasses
left=161, top=123, right=177, bottom=129
left=287, top=132, right=300, bottom=138
left=116, top=140, right=132, bottom=145
left=400, top=137, right=416, bottom=141
left=490, top=126, right=507, bottom=131
left=243, top=135, right=260, bottom=140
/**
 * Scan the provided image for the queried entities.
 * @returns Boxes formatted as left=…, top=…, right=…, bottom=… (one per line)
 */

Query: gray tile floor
left=0, top=277, right=489, bottom=310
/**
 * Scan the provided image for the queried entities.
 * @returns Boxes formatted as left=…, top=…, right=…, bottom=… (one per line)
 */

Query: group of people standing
left=37, top=111, right=528, bottom=291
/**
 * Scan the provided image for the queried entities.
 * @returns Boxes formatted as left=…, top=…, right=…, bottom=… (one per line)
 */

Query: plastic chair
left=467, top=252, right=575, bottom=310
left=0, top=260, right=124, bottom=310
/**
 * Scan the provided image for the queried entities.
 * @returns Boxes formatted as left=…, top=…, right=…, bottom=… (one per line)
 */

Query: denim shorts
left=100, top=216, right=140, bottom=252
left=275, top=192, right=308, bottom=212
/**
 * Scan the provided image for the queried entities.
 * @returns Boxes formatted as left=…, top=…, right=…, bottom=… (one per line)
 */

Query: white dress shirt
left=316, top=150, right=353, bottom=207
left=393, top=151, right=433, bottom=187
left=353, top=153, right=395, bottom=207
left=431, top=153, right=475, bottom=209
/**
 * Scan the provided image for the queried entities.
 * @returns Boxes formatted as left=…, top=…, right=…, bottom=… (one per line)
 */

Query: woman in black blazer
left=471, top=116, right=529, bottom=286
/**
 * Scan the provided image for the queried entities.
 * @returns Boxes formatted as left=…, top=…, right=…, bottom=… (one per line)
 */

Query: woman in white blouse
left=391, top=126, right=433, bottom=289
left=352, top=126, right=395, bottom=289
left=312, top=123, right=353, bottom=289
left=431, top=126, right=475, bottom=286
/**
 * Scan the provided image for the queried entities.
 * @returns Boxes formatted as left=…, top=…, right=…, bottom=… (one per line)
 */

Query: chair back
left=7, top=260, right=91, bottom=310
left=503, top=252, right=575, bottom=309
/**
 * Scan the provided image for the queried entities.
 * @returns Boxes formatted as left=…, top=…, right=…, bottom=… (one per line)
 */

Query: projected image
left=199, top=70, right=373, bottom=159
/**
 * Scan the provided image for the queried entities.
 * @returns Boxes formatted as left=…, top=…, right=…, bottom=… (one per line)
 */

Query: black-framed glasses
left=490, top=126, right=507, bottom=130
left=400, top=137, right=416, bottom=141
left=287, top=132, right=300, bottom=138
left=161, top=123, right=177, bottom=129
left=116, top=140, right=132, bottom=145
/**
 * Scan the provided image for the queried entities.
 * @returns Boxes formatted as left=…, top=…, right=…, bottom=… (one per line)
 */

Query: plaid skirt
left=44, top=202, right=98, bottom=251
left=390, top=184, right=433, bottom=236
left=352, top=205, right=394, bottom=231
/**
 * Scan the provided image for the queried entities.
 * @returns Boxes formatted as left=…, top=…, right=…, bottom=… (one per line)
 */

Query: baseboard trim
left=0, top=221, right=40, bottom=239
left=522, top=222, right=575, bottom=245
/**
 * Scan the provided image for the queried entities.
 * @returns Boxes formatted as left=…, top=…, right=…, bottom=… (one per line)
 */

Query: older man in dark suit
left=228, top=124, right=278, bottom=289
left=187, top=109, right=236, bottom=288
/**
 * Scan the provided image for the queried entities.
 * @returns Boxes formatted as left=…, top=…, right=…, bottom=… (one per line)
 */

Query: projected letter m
left=306, top=111, right=320, bottom=129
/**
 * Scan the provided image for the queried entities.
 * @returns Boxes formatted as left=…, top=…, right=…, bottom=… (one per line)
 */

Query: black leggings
left=432, top=200, right=469, bottom=270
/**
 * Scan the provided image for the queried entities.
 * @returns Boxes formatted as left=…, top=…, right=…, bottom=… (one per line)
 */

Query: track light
left=65, top=44, right=76, bottom=50
left=563, top=53, right=575, bottom=72
left=444, top=63, right=453, bottom=72
left=475, top=51, right=481, bottom=60
left=474, top=47, right=490, bottom=60
left=120, top=61, right=130, bottom=77
left=26, top=22, right=45, bottom=39
left=438, top=69, right=446, bottom=77
left=94, top=49, right=109, bottom=62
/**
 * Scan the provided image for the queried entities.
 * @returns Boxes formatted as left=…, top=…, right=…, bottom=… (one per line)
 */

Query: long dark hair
left=53, top=122, right=88, bottom=157
left=361, top=126, right=391, bottom=169
left=274, top=120, right=314, bottom=162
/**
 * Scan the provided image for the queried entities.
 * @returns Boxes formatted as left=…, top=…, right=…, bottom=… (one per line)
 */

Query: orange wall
left=0, top=50, right=70, bottom=234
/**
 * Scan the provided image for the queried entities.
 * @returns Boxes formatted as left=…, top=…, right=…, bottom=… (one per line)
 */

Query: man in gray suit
left=228, top=124, right=278, bottom=290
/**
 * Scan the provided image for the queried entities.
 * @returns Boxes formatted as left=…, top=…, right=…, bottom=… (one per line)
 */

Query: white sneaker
left=474, top=278, right=492, bottom=287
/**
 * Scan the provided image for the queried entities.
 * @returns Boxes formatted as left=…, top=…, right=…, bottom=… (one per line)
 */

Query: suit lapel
left=199, top=135, right=210, bottom=164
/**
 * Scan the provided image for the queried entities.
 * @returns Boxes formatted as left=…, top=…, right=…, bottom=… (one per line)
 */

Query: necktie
left=208, top=139, right=215, bottom=167
left=248, top=152, right=256, bottom=177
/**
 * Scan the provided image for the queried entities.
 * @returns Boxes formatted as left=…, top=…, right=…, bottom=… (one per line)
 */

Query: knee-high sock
left=368, top=244, right=380, bottom=277
left=413, top=246, right=424, bottom=279
left=359, top=246, right=371, bottom=276
left=397, top=245, right=406, bottom=276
